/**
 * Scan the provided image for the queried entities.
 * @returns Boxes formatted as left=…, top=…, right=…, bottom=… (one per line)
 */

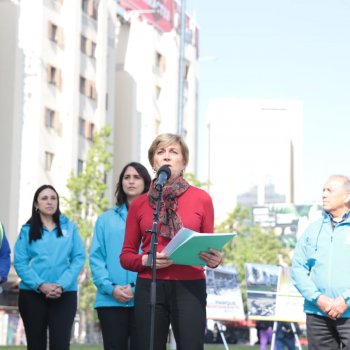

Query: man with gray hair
left=292, top=175, right=350, bottom=350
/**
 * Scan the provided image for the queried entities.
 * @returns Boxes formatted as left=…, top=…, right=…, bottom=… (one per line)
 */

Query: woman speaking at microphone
left=120, top=133, right=222, bottom=350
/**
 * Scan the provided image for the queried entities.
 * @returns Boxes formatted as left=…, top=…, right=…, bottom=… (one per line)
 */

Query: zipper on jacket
left=328, top=229, right=334, bottom=293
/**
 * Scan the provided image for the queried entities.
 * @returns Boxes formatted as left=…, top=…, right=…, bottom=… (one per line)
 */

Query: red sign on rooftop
left=119, top=0, right=174, bottom=32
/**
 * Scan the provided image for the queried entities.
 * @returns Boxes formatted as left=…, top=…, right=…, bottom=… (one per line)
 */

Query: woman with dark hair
left=90, top=162, right=151, bottom=350
left=14, top=184, right=86, bottom=350
left=120, top=133, right=222, bottom=350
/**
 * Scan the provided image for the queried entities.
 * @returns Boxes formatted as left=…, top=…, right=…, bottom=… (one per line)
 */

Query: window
left=79, top=117, right=86, bottom=136
left=48, top=22, right=64, bottom=47
left=79, top=76, right=86, bottom=94
left=45, top=108, right=55, bottom=128
left=46, top=65, right=62, bottom=89
left=79, top=118, right=95, bottom=140
left=82, top=0, right=97, bottom=20
left=49, top=66, right=56, bottom=84
left=49, top=23, right=58, bottom=42
left=80, top=35, right=97, bottom=58
left=79, top=75, right=97, bottom=100
left=45, top=151, right=54, bottom=171
left=77, top=159, right=84, bottom=175
left=91, top=41, right=96, bottom=58
left=80, top=35, right=87, bottom=52
left=86, top=122, right=95, bottom=140
left=155, top=51, right=166, bottom=74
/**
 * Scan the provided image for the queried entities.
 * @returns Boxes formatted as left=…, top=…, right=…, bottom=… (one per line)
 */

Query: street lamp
left=176, top=0, right=186, bottom=136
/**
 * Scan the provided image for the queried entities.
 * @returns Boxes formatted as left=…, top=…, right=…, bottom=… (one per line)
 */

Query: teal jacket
left=90, top=204, right=137, bottom=308
left=292, top=212, right=350, bottom=317
left=14, top=215, right=86, bottom=292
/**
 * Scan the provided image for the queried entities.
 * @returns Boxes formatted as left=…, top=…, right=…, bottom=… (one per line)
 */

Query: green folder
left=162, top=227, right=236, bottom=266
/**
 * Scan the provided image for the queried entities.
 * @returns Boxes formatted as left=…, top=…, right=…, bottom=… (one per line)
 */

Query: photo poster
left=0, top=310, right=26, bottom=345
left=245, top=263, right=305, bottom=323
left=206, top=265, right=245, bottom=321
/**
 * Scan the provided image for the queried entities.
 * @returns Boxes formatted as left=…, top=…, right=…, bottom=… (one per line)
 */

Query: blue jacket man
left=292, top=175, right=350, bottom=350
left=0, top=222, right=11, bottom=283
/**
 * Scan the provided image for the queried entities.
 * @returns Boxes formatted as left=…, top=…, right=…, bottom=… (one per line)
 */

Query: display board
left=206, top=266, right=245, bottom=321
left=245, top=263, right=305, bottom=322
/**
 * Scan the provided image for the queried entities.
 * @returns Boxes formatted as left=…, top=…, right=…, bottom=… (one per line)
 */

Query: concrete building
left=207, top=98, right=304, bottom=224
left=0, top=0, right=199, bottom=249
left=114, top=0, right=199, bottom=175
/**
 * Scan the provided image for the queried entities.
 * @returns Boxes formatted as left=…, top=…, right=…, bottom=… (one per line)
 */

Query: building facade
left=0, top=0, right=199, bottom=249
left=207, top=98, right=304, bottom=224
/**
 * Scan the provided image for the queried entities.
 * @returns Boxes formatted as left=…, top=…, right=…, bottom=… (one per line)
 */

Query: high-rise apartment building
left=0, top=0, right=199, bottom=247
left=207, top=98, right=303, bottom=224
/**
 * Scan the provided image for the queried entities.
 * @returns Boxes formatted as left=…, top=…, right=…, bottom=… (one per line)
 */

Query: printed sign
left=206, top=266, right=245, bottom=321
left=245, top=263, right=305, bottom=322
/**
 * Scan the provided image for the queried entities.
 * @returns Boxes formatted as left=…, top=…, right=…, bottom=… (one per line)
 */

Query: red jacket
left=120, top=186, right=214, bottom=280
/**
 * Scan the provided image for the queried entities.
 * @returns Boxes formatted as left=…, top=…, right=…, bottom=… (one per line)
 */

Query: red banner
left=119, top=0, right=174, bottom=32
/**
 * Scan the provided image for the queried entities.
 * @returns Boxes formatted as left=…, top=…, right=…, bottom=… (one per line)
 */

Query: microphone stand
left=146, top=185, right=163, bottom=350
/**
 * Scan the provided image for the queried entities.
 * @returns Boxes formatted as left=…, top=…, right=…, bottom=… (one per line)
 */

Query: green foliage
left=216, top=205, right=290, bottom=310
left=184, top=172, right=208, bottom=188
left=62, top=125, right=113, bottom=329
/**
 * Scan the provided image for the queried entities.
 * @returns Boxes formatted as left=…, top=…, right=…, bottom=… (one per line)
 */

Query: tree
left=216, top=205, right=290, bottom=310
left=183, top=172, right=208, bottom=188
left=63, top=125, right=112, bottom=343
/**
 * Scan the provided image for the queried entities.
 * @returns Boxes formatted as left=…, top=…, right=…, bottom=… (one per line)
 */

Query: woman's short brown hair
left=148, top=133, right=189, bottom=168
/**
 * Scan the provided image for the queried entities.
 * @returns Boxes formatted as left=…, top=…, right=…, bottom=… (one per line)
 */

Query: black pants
left=18, top=290, right=77, bottom=350
left=97, top=306, right=136, bottom=350
left=307, top=313, right=350, bottom=350
left=134, top=278, right=207, bottom=350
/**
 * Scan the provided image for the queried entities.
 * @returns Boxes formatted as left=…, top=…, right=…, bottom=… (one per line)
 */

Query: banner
left=0, top=310, right=26, bottom=345
left=245, top=263, right=305, bottom=323
left=119, top=0, right=174, bottom=32
left=206, top=266, right=245, bottom=321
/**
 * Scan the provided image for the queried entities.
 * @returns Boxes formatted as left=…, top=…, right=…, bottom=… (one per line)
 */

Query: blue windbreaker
left=0, top=223, right=11, bottom=282
left=14, top=214, right=86, bottom=291
left=292, top=213, right=350, bottom=317
left=90, top=204, right=137, bottom=308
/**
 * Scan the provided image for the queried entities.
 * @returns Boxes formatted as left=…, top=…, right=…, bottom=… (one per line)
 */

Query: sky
left=185, top=0, right=350, bottom=203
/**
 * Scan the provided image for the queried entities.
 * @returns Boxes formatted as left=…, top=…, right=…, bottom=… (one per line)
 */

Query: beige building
left=0, top=0, right=199, bottom=248
left=206, top=98, right=304, bottom=224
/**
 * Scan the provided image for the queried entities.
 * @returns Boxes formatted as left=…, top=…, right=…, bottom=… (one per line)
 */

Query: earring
left=35, top=207, right=39, bottom=213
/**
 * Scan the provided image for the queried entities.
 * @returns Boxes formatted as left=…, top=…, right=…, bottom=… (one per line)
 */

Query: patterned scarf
left=148, top=176, right=190, bottom=238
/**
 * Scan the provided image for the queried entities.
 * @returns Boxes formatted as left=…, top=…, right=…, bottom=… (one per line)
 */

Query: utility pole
left=176, top=0, right=186, bottom=136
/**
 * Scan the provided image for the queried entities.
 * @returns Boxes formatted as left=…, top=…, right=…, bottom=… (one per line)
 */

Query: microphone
left=155, top=165, right=171, bottom=191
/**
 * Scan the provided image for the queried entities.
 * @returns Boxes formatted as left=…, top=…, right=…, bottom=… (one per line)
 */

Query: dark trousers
left=134, top=278, right=207, bottom=350
left=97, top=306, right=136, bottom=350
left=276, top=337, right=295, bottom=350
left=307, top=313, right=350, bottom=350
left=18, top=290, right=77, bottom=350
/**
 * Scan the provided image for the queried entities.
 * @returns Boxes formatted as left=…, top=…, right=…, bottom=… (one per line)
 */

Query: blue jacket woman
left=90, top=162, right=151, bottom=350
left=14, top=214, right=85, bottom=292
left=90, top=204, right=137, bottom=307
left=14, top=184, right=85, bottom=350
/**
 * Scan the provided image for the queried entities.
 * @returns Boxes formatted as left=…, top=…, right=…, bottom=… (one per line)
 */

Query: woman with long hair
left=90, top=162, right=151, bottom=350
left=14, top=184, right=86, bottom=350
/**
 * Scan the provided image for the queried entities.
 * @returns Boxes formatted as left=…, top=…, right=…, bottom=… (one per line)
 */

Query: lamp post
left=176, top=0, right=186, bottom=136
